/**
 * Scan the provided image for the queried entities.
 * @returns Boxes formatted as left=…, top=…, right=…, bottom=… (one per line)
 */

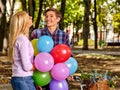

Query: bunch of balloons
left=31, top=35, right=78, bottom=90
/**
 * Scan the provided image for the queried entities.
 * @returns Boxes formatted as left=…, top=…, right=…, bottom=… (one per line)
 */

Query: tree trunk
left=93, top=0, right=98, bottom=49
left=9, top=0, right=15, bottom=20
left=59, top=0, right=66, bottom=30
left=28, top=0, right=35, bottom=19
left=83, top=0, right=91, bottom=50
left=28, top=0, right=35, bottom=35
left=35, top=0, right=44, bottom=29
left=0, top=0, right=7, bottom=51
left=50, top=0, right=54, bottom=7
left=20, top=0, right=27, bottom=11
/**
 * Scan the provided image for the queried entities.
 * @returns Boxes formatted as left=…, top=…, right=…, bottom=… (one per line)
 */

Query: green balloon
left=33, top=70, right=52, bottom=86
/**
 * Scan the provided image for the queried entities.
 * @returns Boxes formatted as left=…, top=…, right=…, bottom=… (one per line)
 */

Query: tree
left=91, top=0, right=108, bottom=48
left=20, top=0, right=27, bottom=11
left=34, top=0, right=44, bottom=29
left=112, top=1, right=120, bottom=42
left=59, top=0, right=66, bottom=30
left=83, top=0, right=91, bottom=50
left=0, top=0, right=7, bottom=51
left=64, top=0, right=84, bottom=44
left=93, top=0, right=98, bottom=49
left=28, top=0, right=35, bottom=19
left=113, top=12, right=120, bottom=42
left=9, top=0, right=15, bottom=20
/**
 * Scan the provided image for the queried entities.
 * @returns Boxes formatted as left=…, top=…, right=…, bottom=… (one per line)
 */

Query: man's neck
left=48, top=26, right=57, bottom=34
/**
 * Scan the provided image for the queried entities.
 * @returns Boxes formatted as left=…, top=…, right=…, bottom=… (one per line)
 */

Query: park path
left=73, top=50, right=120, bottom=56
left=72, top=47, right=120, bottom=56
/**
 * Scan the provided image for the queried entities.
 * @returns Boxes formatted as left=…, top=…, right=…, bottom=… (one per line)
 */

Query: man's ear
left=57, top=17, right=61, bottom=23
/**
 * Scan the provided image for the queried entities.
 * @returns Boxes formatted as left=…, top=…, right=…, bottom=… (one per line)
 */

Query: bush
left=77, top=39, right=94, bottom=46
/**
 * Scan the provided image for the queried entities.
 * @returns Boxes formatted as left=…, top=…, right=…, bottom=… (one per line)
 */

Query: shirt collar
left=44, top=27, right=60, bottom=35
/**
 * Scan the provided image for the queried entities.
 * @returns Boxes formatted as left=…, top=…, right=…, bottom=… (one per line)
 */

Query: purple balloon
left=49, top=79, right=69, bottom=90
left=34, top=52, right=54, bottom=72
left=51, top=63, right=69, bottom=80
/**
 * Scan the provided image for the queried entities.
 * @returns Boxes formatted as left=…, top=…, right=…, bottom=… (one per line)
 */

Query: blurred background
left=0, top=0, right=120, bottom=54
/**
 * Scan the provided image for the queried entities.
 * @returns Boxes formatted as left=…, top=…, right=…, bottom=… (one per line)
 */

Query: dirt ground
left=69, top=56, right=120, bottom=90
left=69, top=47, right=120, bottom=90
left=0, top=47, right=120, bottom=90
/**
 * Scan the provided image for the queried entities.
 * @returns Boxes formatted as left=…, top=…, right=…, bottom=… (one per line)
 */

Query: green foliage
left=78, top=70, right=118, bottom=88
left=64, top=0, right=84, bottom=28
left=112, top=12, right=120, bottom=33
left=78, top=70, right=91, bottom=81
left=77, top=39, right=94, bottom=46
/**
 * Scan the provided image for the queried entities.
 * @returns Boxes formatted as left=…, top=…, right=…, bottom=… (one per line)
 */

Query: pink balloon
left=34, top=52, right=54, bottom=72
left=51, top=63, right=69, bottom=80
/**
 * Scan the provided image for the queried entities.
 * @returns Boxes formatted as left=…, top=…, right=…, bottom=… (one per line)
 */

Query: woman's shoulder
left=16, top=34, right=28, bottom=42
left=14, top=34, right=29, bottom=47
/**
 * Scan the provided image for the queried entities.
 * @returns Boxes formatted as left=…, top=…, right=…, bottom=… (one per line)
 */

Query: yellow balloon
left=31, top=39, right=39, bottom=56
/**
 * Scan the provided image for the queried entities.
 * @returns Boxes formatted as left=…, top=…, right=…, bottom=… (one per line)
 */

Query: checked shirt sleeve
left=30, top=29, right=41, bottom=40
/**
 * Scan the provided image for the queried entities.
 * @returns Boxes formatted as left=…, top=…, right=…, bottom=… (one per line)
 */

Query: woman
left=9, top=11, right=36, bottom=90
left=30, top=8, right=70, bottom=90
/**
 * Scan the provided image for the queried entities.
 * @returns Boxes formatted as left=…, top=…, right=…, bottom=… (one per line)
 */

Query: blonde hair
left=8, top=11, right=29, bottom=61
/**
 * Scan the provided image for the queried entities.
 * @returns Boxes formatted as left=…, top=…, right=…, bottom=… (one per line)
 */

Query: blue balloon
left=49, top=79, right=69, bottom=90
left=65, top=57, right=78, bottom=75
left=37, top=35, right=54, bottom=52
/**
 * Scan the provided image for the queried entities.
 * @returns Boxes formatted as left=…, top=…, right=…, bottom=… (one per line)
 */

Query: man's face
left=45, top=11, right=60, bottom=27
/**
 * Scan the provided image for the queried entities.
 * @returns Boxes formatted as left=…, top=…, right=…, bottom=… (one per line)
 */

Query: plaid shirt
left=30, top=27, right=70, bottom=47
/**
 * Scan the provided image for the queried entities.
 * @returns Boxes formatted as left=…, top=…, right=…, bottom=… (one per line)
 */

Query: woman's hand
left=31, top=64, right=36, bottom=71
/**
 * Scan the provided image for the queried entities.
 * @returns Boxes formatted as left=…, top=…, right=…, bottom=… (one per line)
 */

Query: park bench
left=107, top=42, right=120, bottom=46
